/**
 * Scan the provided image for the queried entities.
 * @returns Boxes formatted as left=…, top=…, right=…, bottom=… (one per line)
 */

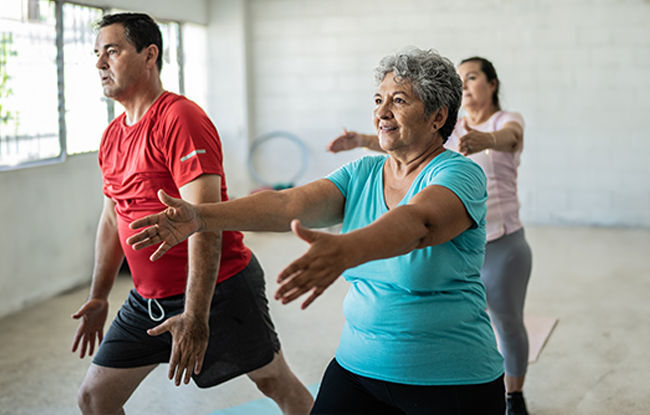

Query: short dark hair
left=460, top=56, right=500, bottom=110
left=97, top=13, right=163, bottom=72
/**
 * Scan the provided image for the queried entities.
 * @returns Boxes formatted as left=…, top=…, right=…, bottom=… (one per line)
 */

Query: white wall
left=75, top=0, right=207, bottom=24
left=212, top=0, right=650, bottom=226
left=0, top=153, right=103, bottom=317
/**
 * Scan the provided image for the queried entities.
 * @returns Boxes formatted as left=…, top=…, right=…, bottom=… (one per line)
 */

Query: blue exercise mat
left=204, top=383, right=320, bottom=415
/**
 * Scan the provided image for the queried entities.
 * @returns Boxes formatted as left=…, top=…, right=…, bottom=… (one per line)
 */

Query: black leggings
left=311, top=359, right=505, bottom=415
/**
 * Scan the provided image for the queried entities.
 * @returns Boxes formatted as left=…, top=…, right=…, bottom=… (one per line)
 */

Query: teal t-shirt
left=326, top=150, right=504, bottom=385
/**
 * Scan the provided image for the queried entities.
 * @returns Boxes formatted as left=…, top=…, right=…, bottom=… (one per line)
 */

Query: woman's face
left=457, top=61, right=496, bottom=111
left=373, top=72, right=436, bottom=153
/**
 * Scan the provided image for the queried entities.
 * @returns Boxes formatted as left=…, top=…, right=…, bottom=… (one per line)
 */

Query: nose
left=95, top=52, right=107, bottom=70
left=375, top=100, right=393, bottom=120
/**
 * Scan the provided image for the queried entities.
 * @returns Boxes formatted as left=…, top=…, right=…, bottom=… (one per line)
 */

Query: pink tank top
left=445, top=111, right=525, bottom=242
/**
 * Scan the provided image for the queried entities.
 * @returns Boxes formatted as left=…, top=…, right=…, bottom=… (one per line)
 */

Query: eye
left=394, top=97, right=405, bottom=104
left=374, top=98, right=382, bottom=105
left=107, top=48, right=117, bottom=56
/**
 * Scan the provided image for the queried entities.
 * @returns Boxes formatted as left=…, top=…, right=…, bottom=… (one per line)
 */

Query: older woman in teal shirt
left=127, top=48, right=505, bottom=414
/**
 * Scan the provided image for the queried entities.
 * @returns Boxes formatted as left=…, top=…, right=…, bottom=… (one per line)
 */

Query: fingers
left=147, top=320, right=171, bottom=337
left=194, top=352, right=205, bottom=375
left=158, top=189, right=181, bottom=208
left=127, top=227, right=157, bottom=247
left=290, top=219, right=318, bottom=244
left=71, top=326, right=83, bottom=353
left=71, top=302, right=91, bottom=319
left=150, top=242, right=172, bottom=262
left=168, top=342, right=207, bottom=386
left=301, top=287, right=324, bottom=310
left=129, top=215, right=159, bottom=231
left=87, top=333, right=96, bottom=357
left=275, top=277, right=311, bottom=305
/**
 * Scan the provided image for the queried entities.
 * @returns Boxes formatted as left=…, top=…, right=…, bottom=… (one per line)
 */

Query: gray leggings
left=482, top=228, right=532, bottom=378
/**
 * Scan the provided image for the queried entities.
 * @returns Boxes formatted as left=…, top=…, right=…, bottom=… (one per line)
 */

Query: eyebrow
left=94, top=43, right=120, bottom=54
left=374, top=90, right=410, bottom=97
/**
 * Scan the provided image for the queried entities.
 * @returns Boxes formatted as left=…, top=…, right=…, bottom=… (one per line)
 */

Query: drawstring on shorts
left=147, top=298, right=165, bottom=322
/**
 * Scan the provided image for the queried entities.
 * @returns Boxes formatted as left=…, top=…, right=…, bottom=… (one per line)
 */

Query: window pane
left=63, top=3, right=107, bottom=155
left=160, top=21, right=180, bottom=94
left=0, top=1, right=59, bottom=168
left=184, top=23, right=207, bottom=109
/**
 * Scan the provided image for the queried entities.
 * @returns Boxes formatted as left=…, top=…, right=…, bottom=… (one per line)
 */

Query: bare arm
left=196, top=179, right=344, bottom=232
left=459, top=121, right=523, bottom=155
left=127, top=179, right=345, bottom=261
left=275, top=185, right=473, bottom=308
left=71, top=197, right=124, bottom=358
left=146, top=174, right=222, bottom=386
left=327, top=129, right=384, bottom=153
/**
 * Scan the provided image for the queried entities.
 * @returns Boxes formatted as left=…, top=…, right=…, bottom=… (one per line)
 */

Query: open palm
left=127, top=190, right=201, bottom=261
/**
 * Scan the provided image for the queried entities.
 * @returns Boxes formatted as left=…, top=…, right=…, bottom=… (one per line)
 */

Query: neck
left=464, top=104, right=498, bottom=125
left=121, top=79, right=164, bottom=126
left=388, top=138, right=445, bottom=179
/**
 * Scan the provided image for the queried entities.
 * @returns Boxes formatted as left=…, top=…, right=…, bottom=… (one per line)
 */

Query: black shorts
left=93, top=254, right=281, bottom=388
left=311, top=359, right=505, bottom=415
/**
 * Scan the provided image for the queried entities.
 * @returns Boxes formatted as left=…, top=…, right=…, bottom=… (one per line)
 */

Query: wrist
left=489, top=132, right=497, bottom=148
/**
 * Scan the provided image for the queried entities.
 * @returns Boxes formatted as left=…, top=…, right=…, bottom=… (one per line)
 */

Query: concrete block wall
left=221, top=0, right=650, bottom=226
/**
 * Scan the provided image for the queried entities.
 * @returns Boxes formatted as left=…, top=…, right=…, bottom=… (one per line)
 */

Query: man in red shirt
left=70, top=13, right=312, bottom=414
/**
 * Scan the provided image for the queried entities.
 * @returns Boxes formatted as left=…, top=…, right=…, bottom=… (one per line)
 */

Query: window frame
left=0, top=0, right=187, bottom=171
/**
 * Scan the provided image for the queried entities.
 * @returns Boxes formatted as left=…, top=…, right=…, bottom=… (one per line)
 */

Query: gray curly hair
left=375, top=48, right=462, bottom=142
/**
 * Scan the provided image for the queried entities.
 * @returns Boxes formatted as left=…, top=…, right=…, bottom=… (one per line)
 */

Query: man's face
left=94, top=24, right=147, bottom=100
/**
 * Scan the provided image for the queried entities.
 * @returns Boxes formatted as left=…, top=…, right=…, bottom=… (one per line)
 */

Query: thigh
left=389, top=375, right=505, bottom=415
left=92, top=290, right=174, bottom=368
left=481, top=229, right=532, bottom=315
left=193, top=254, right=281, bottom=388
left=311, top=359, right=401, bottom=415
left=80, top=363, right=158, bottom=408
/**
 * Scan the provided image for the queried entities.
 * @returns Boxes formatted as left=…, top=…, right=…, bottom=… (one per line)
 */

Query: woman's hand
left=127, top=190, right=201, bottom=261
left=457, top=120, right=495, bottom=155
left=275, top=219, right=352, bottom=309
left=327, top=129, right=366, bottom=153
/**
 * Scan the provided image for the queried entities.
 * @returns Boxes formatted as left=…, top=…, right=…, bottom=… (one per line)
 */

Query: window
left=64, top=3, right=106, bottom=155
left=0, top=1, right=201, bottom=170
left=0, top=0, right=60, bottom=168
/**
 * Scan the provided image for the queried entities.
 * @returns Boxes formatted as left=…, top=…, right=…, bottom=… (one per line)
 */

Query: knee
left=77, top=382, right=118, bottom=415
left=252, top=375, right=281, bottom=398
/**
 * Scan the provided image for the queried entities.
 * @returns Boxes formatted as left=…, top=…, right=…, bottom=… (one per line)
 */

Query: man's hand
left=71, top=298, right=109, bottom=358
left=127, top=190, right=201, bottom=261
left=148, top=313, right=209, bottom=386
left=275, top=220, right=349, bottom=309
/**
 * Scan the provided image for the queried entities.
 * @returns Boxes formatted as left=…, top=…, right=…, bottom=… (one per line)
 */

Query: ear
left=431, top=107, right=449, bottom=132
left=144, top=44, right=159, bottom=70
left=488, top=78, right=498, bottom=94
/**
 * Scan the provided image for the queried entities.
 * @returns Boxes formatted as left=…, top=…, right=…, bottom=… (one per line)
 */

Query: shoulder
left=425, top=151, right=486, bottom=185
left=156, top=92, right=206, bottom=120
left=496, top=110, right=525, bottom=129
left=341, top=154, right=387, bottom=173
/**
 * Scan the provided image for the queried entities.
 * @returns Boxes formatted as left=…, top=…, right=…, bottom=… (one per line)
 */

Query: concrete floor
left=0, top=226, right=648, bottom=414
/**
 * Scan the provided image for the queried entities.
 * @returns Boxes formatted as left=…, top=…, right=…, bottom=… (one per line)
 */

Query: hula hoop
left=247, top=131, right=309, bottom=189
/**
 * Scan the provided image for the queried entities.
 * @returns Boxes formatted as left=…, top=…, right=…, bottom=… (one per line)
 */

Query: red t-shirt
left=99, top=91, right=251, bottom=298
